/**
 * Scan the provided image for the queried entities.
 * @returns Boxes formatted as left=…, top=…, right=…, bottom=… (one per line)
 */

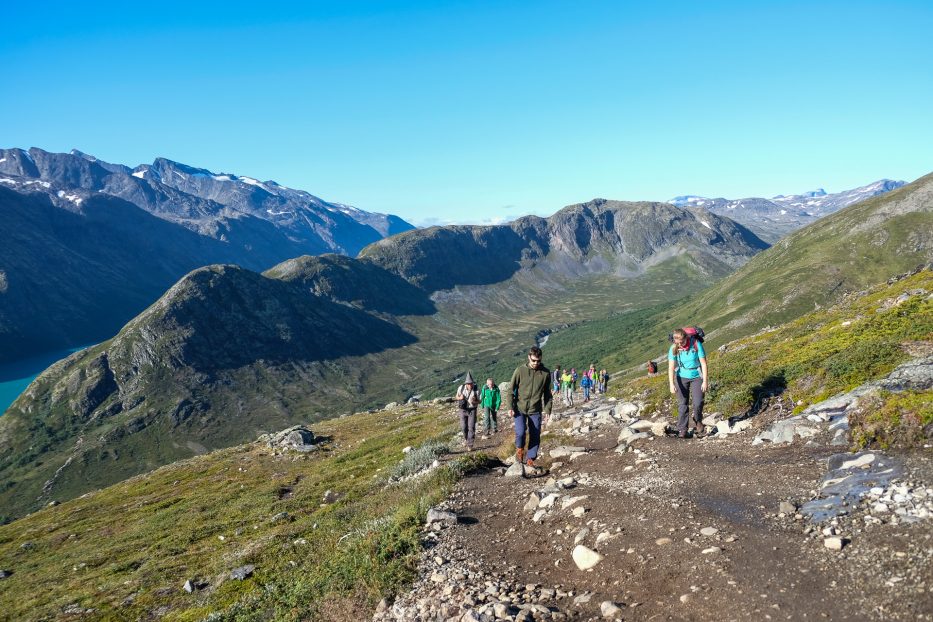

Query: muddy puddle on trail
left=691, top=492, right=759, bottom=526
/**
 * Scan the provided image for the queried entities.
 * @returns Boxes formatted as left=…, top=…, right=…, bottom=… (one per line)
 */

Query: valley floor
left=377, top=395, right=933, bottom=621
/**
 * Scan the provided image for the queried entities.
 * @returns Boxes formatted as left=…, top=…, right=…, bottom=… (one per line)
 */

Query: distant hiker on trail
left=599, top=369, right=609, bottom=393
left=560, top=369, right=574, bottom=407
left=506, top=346, right=552, bottom=470
left=580, top=373, right=592, bottom=402
left=455, top=373, right=481, bottom=451
left=570, top=368, right=578, bottom=392
left=552, top=365, right=563, bottom=402
left=668, top=328, right=709, bottom=439
left=587, top=364, right=598, bottom=392
left=480, top=377, right=501, bottom=435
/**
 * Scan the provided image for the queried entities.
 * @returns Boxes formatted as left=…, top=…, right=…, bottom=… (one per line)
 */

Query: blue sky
left=2, top=1, right=931, bottom=225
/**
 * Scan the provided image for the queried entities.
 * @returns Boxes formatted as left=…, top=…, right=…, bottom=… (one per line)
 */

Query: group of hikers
left=550, top=364, right=609, bottom=407
left=454, top=326, right=709, bottom=466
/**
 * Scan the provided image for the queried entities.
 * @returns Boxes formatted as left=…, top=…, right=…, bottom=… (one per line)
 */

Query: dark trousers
left=483, top=407, right=498, bottom=432
left=514, top=411, right=542, bottom=459
left=459, top=409, right=476, bottom=447
left=675, top=376, right=705, bottom=432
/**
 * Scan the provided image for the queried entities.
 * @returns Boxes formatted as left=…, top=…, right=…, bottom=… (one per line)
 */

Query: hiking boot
left=525, top=458, right=536, bottom=468
left=677, top=430, right=687, bottom=439
left=516, top=448, right=525, bottom=464
left=694, top=425, right=707, bottom=438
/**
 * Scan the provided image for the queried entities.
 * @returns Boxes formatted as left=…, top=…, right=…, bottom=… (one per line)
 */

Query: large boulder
left=261, top=425, right=318, bottom=452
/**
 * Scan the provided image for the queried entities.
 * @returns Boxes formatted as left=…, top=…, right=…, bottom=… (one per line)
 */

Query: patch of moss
left=849, top=390, right=933, bottom=450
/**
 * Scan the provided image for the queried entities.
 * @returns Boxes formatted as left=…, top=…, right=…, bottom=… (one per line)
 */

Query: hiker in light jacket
left=506, top=346, right=553, bottom=470
left=455, top=373, right=481, bottom=450
left=560, top=369, right=574, bottom=407
left=668, top=328, right=709, bottom=438
left=480, top=377, right=502, bottom=434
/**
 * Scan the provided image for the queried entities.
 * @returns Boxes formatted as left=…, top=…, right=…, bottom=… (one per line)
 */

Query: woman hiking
left=455, top=373, right=481, bottom=450
left=668, top=328, right=709, bottom=438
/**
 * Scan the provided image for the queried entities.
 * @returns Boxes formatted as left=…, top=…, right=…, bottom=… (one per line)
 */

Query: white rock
left=524, top=493, right=542, bottom=513
left=595, top=532, right=613, bottom=546
left=574, top=528, right=590, bottom=544
left=824, top=537, right=846, bottom=550
left=539, top=494, right=560, bottom=509
left=533, top=509, right=547, bottom=523
left=702, top=546, right=722, bottom=554
left=872, top=502, right=890, bottom=513
left=561, top=495, right=589, bottom=510
left=600, top=601, right=623, bottom=617
left=504, top=462, right=525, bottom=478
left=840, top=454, right=875, bottom=470
left=716, top=420, right=732, bottom=436
left=700, top=527, right=719, bottom=536
left=572, top=506, right=587, bottom=518
left=571, top=545, right=604, bottom=570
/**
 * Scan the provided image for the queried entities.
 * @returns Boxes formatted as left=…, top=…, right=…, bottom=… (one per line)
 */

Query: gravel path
left=376, top=395, right=933, bottom=621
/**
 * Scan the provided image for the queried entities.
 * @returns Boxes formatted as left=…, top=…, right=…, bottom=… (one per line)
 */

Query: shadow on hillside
left=740, top=371, right=788, bottom=420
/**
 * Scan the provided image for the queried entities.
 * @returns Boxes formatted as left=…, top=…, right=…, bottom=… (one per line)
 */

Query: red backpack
left=668, top=326, right=705, bottom=352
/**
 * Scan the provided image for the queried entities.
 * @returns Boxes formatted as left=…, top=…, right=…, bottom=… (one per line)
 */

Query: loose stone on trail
left=572, top=545, right=604, bottom=570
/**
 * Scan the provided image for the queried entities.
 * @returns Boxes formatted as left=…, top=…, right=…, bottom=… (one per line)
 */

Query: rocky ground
left=374, top=389, right=933, bottom=621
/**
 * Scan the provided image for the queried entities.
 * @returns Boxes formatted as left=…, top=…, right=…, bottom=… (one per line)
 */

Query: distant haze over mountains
left=669, top=179, right=906, bottom=242
left=0, top=147, right=414, bottom=363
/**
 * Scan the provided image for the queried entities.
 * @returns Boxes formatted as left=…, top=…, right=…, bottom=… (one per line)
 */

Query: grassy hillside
left=0, top=403, right=467, bottom=621
left=1, top=270, right=928, bottom=622
left=531, top=172, right=933, bottom=381
left=614, top=269, right=932, bottom=448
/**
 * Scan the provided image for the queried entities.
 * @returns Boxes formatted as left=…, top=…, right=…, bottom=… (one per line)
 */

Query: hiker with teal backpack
left=480, top=377, right=501, bottom=434
left=668, top=327, right=709, bottom=439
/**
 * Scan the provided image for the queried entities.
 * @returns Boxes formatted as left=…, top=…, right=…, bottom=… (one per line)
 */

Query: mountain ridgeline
left=0, top=200, right=768, bottom=519
left=361, top=199, right=768, bottom=291
left=0, top=147, right=415, bottom=364
left=670, top=179, right=906, bottom=243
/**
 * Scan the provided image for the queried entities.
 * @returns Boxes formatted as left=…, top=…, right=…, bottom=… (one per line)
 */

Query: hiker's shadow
left=735, top=371, right=788, bottom=422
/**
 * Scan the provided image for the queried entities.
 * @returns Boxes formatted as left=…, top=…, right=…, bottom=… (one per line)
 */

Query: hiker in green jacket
left=480, top=377, right=502, bottom=434
left=506, top=346, right=553, bottom=470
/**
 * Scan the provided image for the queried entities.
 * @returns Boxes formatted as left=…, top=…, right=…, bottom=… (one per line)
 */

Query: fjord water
left=0, top=347, right=85, bottom=414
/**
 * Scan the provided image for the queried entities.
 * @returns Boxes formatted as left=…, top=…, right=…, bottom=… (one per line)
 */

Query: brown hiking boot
left=525, top=458, right=536, bottom=468
left=516, top=448, right=525, bottom=464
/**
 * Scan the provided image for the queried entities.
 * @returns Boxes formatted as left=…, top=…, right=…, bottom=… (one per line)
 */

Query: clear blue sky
left=2, top=1, right=931, bottom=225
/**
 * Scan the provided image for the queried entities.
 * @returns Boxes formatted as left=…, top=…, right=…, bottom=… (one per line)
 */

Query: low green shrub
left=849, top=390, right=933, bottom=450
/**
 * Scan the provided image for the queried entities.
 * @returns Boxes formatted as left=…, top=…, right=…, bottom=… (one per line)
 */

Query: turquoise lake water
left=0, top=347, right=86, bottom=414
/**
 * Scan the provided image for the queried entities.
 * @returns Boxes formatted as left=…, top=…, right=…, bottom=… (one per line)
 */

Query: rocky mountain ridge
left=0, top=147, right=414, bottom=363
left=670, top=178, right=906, bottom=242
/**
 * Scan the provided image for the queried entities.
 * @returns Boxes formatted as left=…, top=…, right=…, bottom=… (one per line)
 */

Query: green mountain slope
left=1, top=202, right=766, bottom=520
left=532, top=172, right=933, bottom=377
left=0, top=270, right=927, bottom=621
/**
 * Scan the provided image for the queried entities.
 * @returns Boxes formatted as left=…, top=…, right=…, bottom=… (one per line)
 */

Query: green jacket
left=480, top=385, right=501, bottom=410
left=505, top=363, right=553, bottom=416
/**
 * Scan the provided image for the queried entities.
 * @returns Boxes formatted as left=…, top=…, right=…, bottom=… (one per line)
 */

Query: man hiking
left=455, top=373, right=481, bottom=451
left=668, top=328, right=709, bottom=438
left=480, top=377, right=501, bottom=435
left=506, top=346, right=553, bottom=471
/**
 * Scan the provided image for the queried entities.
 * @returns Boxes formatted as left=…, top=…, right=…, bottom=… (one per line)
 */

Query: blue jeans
left=514, top=411, right=542, bottom=459
left=583, top=386, right=590, bottom=400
